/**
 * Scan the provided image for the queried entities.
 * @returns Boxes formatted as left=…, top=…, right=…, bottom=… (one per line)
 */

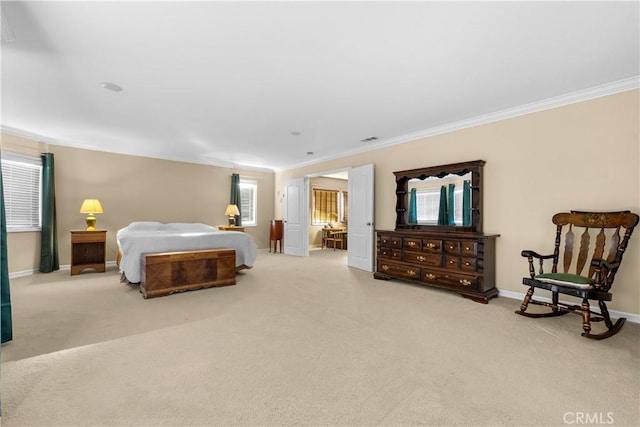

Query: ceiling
left=1, top=1, right=638, bottom=172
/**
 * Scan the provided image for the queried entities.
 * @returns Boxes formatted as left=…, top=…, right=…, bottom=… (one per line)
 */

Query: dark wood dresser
left=375, top=230, right=498, bottom=303
left=373, top=160, right=499, bottom=303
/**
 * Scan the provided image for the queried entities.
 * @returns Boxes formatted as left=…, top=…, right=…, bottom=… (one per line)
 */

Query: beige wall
left=2, top=134, right=275, bottom=272
left=275, top=90, right=640, bottom=315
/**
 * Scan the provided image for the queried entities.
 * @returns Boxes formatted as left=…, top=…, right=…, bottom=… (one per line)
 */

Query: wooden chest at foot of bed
left=140, top=249, right=236, bottom=299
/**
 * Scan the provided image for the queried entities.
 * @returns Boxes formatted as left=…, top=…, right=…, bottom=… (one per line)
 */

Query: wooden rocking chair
left=515, top=211, right=638, bottom=339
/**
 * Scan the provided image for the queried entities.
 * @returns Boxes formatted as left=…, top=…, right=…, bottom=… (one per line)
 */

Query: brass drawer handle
left=449, top=260, right=456, bottom=264
left=382, top=265, right=390, bottom=271
left=426, top=242, right=437, bottom=249
left=465, top=246, right=472, bottom=251
left=407, top=270, right=417, bottom=277
left=393, top=241, right=399, bottom=245
left=460, top=279, right=472, bottom=286
left=465, top=262, right=471, bottom=266
left=449, top=245, right=455, bottom=250
left=417, top=255, right=426, bottom=262
left=408, top=241, right=416, bottom=247
left=424, top=273, right=436, bottom=280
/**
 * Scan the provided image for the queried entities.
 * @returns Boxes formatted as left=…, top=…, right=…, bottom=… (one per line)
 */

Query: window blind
left=239, top=179, right=257, bottom=226
left=1, top=153, right=42, bottom=231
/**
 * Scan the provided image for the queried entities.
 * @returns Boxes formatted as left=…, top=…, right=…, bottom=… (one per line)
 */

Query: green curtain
left=437, top=185, right=448, bottom=225
left=447, top=183, right=455, bottom=225
left=408, top=188, right=417, bottom=224
left=462, top=180, right=471, bottom=226
left=39, top=153, right=59, bottom=273
left=230, top=173, right=242, bottom=226
left=1, top=157, right=13, bottom=344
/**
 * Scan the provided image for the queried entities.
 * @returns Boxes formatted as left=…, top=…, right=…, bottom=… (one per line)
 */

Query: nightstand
left=70, top=230, right=107, bottom=275
left=218, top=226, right=245, bottom=232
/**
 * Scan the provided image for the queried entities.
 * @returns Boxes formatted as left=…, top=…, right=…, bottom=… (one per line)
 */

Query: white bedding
left=116, top=222, right=257, bottom=283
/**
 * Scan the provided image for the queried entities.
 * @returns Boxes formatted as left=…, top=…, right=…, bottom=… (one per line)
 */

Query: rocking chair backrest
left=551, top=211, right=639, bottom=286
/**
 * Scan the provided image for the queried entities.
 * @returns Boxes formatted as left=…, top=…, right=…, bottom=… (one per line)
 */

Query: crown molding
left=0, top=125, right=275, bottom=173
left=3, top=77, right=638, bottom=173
left=274, top=76, right=639, bottom=172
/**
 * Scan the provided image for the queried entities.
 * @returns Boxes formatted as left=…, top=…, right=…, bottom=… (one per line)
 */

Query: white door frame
left=302, top=165, right=374, bottom=271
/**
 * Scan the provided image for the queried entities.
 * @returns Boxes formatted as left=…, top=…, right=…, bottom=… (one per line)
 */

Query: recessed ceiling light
left=361, top=136, right=379, bottom=143
left=291, top=131, right=301, bottom=136
left=307, top=151, right=314, bottom=155
left=100, top=82, right=123, bottom=92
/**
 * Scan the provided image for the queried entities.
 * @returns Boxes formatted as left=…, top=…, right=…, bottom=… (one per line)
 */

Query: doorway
left=284, top=164, right=374, bottom=272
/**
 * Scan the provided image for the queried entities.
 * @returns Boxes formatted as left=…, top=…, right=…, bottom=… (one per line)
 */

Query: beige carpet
left=2, top=249, right=639, bottom=426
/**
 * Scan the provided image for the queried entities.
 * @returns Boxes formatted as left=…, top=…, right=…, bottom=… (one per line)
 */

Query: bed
left=116, top=222, right=257, bottom=284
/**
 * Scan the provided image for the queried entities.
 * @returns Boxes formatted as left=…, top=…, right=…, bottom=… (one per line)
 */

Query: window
left=239, top=179, right=257, bottom=226
left=415, top=188, right=440, bottom=224
left=414, top=187, right=463, bottom=225
left=312, top=188, right=348, bottom=225
left=1, top=153, right=42, bottom=232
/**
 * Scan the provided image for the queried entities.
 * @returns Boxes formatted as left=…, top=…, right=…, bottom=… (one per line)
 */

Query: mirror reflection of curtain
left=39, top=153, right=59, bottom=273
left=1, top=158, right=13, bottom=344
left=447, top=183, right=455, bottom=225
left=230, top=173, right=242, bottom=226
left=408, top=188, right=417, bottom=224
left=463, top=180, right=471, bottom=226
left=437, top=185, right=448, bottom=225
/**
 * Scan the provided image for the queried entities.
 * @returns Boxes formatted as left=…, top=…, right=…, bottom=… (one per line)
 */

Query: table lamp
left=80, top=199, right=104, bottom=231
left=224, top=204, right=240, bottom=226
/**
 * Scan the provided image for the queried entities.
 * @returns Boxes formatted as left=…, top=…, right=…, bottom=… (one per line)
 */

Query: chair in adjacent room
left=515, top=210, right=638, bottom=339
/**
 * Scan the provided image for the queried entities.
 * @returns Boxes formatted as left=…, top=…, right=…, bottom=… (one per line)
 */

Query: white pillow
left=126, top=221, right=163, bottom=231
left=164, top=223, right=214, bottom=232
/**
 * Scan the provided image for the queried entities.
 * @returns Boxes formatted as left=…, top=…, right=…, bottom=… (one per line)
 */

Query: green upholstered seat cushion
left=534, top=273, right=595, bottom=289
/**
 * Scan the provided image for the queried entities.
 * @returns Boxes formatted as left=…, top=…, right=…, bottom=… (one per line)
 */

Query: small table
left=218, top=226, right=245, bottom=232
left=70, top=230, right=107, bottom=275
left=322, top=227, right=347, bottom=249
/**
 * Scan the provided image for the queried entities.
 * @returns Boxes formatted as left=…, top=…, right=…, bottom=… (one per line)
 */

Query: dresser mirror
left=394, top=160, right=485, bottom=233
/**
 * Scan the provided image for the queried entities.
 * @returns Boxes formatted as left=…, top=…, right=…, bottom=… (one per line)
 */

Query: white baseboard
left=6, top=267, right=640, bottom=324
left=499, top=289, right=640, bottom=324
left=8, top=261, right=118, bottom=279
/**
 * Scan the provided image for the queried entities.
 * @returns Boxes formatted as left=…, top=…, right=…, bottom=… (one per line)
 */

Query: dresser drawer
left=421, top=239, right=442, bottom=254
left=421, top=270, right=480, bottom=291
left=404, top=238, right=421, bottom=251
left=379, top=234, right=393, bottom=248
left=444, top=255, right=459, bottom=269
left=460, top=241, right=478, bottom=256
left=404, top=251, right=441, bottom=267
left=389, top=237, right=403, bottom=249
left=460, top=257, right=478, bottom=272
left=380, top=248, right=402, bottom=260
left=378, top=260, right=420, bottom=280
left=444, top=241, right=460, bottom=255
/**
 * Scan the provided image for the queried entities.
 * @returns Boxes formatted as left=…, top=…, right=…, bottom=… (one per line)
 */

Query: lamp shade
left=224, top=204, right=240, bottom=216
left=80, top=199, right=104, bottom=214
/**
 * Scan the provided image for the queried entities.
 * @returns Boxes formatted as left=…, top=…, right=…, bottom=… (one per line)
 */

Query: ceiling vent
left=360, top=136, right=379, bottom=143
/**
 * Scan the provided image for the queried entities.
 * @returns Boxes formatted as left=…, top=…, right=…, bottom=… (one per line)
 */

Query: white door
left=284, top=177, right=308, bottom=256
left=347, top=164, right=375, bottom=271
